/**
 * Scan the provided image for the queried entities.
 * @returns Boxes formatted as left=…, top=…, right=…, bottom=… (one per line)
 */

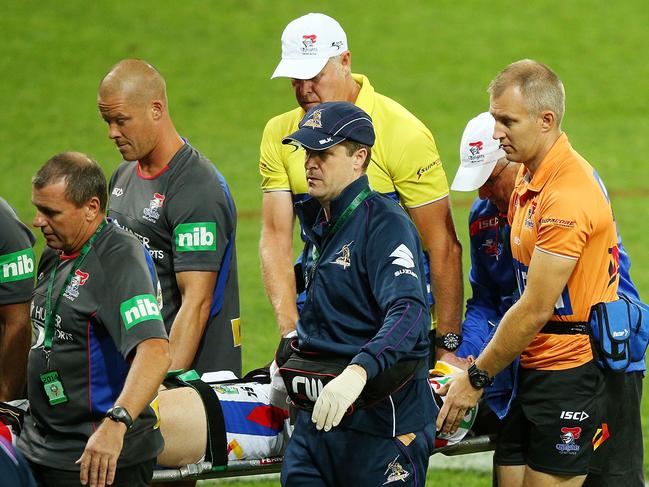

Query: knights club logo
left=63, top=270, right=90, bottom=301
left=556, top=426, right=581, bottom=454
left=468, top=140, right=484, bottom=156
left=143, top=192, right=165, bottom=223
left=302, top=34, right=317, bottom=47
left=303, top=109, right=323, bottom=129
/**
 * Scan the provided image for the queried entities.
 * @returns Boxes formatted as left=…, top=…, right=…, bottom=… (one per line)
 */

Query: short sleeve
left=260, top=117, right=291, bottom=192
left=167, top=166, right=235, bottom=274
left=0, top=202, right=36, bottom=305
left=535, top=191, right=589, bottom=259
left=99, top=242, right=168, bottom=358
left=390, top=128, right=449, bottom=208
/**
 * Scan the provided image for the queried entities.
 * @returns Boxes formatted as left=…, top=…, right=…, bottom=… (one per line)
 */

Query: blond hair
left=488, top=59, right=565, bottom=125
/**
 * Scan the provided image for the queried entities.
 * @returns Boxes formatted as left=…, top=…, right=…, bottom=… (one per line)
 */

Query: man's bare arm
left=0, top=301, right=31, bottom=401
left=437, top=249, right=577, bottom=434
left=78, top=338, right=170, bottom=487
left=168, top=271, right=217, bottom=371
left=409, top=197, right=463, bottom=352
left=260, top=191, right=299, bottom=337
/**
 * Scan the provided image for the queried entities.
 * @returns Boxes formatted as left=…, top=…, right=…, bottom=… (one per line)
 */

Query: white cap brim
left=451, top=160, right=498, bottom=192
left=271, top=57, right=329, bottom=80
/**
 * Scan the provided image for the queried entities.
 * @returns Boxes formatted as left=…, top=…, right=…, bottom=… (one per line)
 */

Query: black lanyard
left=311, top=187, right=372, bottom=265
left=43, top=222, right=106, bottom=350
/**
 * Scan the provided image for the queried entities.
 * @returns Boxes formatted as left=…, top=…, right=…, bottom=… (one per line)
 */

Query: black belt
left=540, top=321, right=589, bottom=335
left=163, top=376, right=228, bottom=467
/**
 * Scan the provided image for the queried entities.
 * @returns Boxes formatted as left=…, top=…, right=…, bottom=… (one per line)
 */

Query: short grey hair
left=488, top=59, right=565, bottom=125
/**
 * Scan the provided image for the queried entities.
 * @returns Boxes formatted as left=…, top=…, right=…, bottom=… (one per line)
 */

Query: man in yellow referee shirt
left=259, top=13, right=463, bottom=365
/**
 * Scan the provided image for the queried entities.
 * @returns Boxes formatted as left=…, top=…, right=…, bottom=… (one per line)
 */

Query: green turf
left=1, top=1, right=647, bottom=483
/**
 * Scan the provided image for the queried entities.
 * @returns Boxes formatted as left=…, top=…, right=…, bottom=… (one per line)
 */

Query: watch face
left=111, top=407, right=127, bottom=420
left=443, top=333, right=461, bottom=351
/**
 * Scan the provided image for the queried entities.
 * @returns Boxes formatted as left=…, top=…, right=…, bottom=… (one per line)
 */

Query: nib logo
left=0, top=249, right=35, bottom=283
left=120, top=294, right=162, bottom=329
left=175, top=222, right=217, bottom=252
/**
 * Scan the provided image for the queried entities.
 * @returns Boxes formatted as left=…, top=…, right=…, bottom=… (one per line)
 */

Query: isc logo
left=175, top=222, right=217, bottom=252
left=291, top=376, right=324, bottom=402
left=560, top=410, right=590, bottom=421
left=120, top=294, right=162, bottom=329
left=0, top=250, right=35, bottom=283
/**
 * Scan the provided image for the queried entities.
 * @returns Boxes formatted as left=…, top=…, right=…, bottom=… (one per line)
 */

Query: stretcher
left=151, top=435, right=498, bottom=482
left=151, top=365, right=499, bottom=482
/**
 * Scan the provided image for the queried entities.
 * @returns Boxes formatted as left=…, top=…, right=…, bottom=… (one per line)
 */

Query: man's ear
left=539, top=110, right=557, bottom=133
left=354, top=147, right=368, bottom=172
left=84, top=196, right=101, bottom=221
left=151, top=100, right=164, bottom=121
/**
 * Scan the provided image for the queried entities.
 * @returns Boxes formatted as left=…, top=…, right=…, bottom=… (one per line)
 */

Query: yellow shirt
left=259, top=74, right=449, bottom=207
left=509, top=134, right=619, bottom=370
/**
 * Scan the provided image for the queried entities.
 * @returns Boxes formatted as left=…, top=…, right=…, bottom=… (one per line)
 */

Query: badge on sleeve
left=40, top=370, right=69, bottom=405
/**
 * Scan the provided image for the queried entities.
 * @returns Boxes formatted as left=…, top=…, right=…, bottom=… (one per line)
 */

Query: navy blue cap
left=282, top=101, right=375, bottom=150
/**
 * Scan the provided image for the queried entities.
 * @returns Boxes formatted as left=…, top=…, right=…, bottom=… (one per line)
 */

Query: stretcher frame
left=151, top=434, right=497, bottom=482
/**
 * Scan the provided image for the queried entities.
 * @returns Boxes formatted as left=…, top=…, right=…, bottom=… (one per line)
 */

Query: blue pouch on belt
left=589, top=294, right=649, bottom=371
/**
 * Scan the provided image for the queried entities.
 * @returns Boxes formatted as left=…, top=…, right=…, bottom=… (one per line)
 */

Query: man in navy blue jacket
left=452, top=112, right=644, bottom=487
left=278, top=102, right=435, bottom=486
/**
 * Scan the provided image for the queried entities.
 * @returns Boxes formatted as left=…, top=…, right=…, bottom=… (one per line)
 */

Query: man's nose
left=33, top=211, right=46, bottom=228
left=108, top=123, right=121, bottom=140
left=492, top=123, right=505, bottom=142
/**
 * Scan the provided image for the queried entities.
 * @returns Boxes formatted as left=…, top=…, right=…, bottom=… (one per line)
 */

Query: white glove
left=311, top=365, right=367, bottom=431
left=269, top=359, right=289, bottom=408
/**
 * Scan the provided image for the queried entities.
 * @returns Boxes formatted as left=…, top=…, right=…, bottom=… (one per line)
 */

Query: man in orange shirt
left=438, top=60, right=619, bottom=487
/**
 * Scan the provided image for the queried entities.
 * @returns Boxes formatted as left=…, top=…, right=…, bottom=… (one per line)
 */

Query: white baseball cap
left=271, top=13, right=348, bottom=80
left=451, top=112, right=507, bottom=192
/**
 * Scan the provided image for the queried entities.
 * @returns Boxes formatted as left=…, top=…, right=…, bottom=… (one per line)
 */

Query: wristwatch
left=467, top=364, right=494, bottom=390
left=434, top=332, right=462, bottom=352
left=105, top=406, right=133, bottom=430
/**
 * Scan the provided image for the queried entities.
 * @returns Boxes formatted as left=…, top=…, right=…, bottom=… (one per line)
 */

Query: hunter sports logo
left=301, top=34, right=318, bottom=55
left=142, top=192, right=165, bottom=223
left=331, top=40, right=344, bottom=50
left=303, top=108, right=323, bottom=129
left=63, top=270, right=90, bottom=301
left=383, top=455, right=410, bottom=484
left=0, top=248, right=35, bottom=283
left=331, top=241, right=353, bottom=269
left=120, top=294, right=162, bottom=330
left=174, top=222, right=217, bottom=252
left=607, top=245, right=620, bottom=287
left=556, top=426, right=581, bottom=454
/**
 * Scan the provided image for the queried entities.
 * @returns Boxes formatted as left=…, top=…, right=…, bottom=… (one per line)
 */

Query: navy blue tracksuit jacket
left=294, top=175, right=436, bottom=437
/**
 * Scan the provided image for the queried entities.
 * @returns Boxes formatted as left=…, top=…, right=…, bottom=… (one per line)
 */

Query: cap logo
left=468, top=141, right=484, bottom=156
left=331, top=41, right=343, bottom=50
left=303, top=108, right=323, bottom=128
left=301, top=34, right=318, bottom=55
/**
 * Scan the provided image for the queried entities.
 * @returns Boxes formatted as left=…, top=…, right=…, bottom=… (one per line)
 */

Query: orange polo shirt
left=508, top=133, right=619, bottom=370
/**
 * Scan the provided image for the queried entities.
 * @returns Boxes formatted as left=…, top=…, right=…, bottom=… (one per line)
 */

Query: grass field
left=1, top=1, right=647, bottom=485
